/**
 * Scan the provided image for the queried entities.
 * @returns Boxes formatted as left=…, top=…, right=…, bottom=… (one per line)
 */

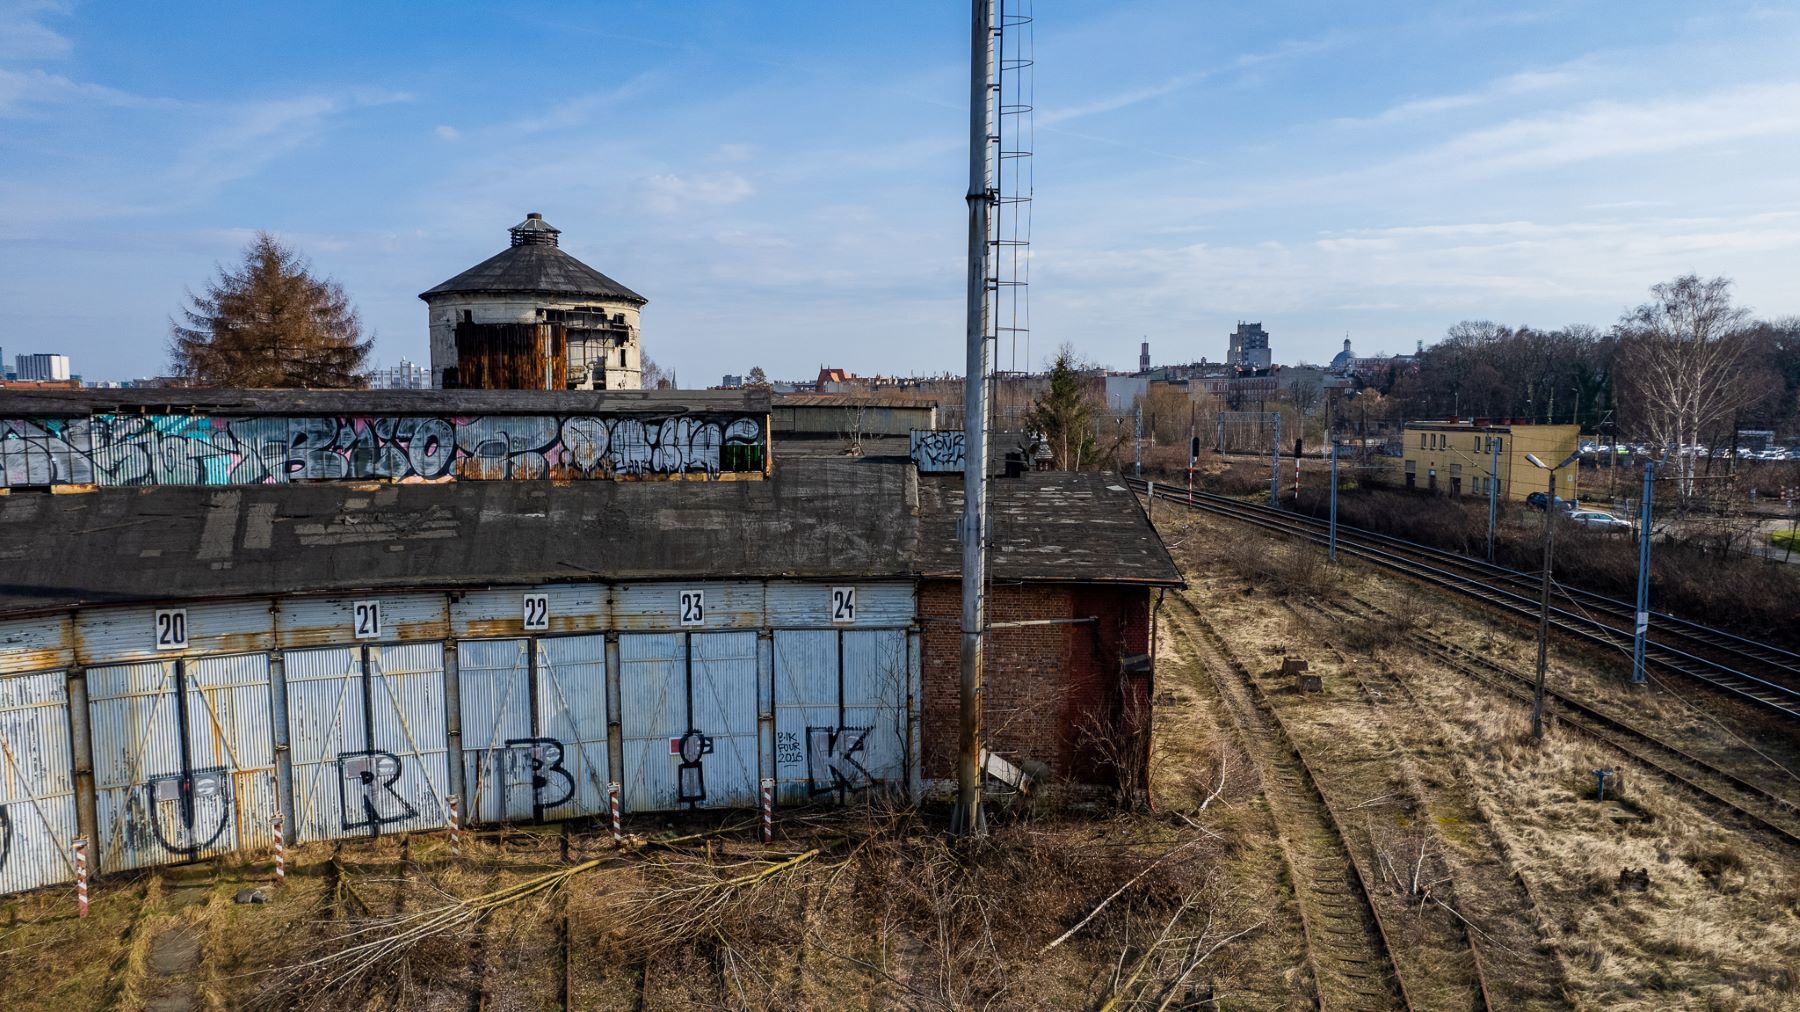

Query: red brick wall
left=920, top=580, right=1152, bottom=784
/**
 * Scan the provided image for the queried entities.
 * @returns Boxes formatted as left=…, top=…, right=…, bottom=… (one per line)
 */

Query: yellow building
left=1395, top=419, right=1579, bottom=502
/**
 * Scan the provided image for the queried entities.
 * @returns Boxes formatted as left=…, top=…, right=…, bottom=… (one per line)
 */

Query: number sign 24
left=831, top=587, right=856, bottom=624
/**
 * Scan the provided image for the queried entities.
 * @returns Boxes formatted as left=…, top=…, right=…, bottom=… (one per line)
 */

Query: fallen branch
left=1038, top=838, right=1205, bottom=955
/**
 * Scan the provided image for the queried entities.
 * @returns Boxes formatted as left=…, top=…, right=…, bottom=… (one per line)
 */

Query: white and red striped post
left=760, top=778, right=775, bottom=843
left=72, top=837, right=89, bottom=919
left=446, top=795, right=461, bottom=857
left=272, top=812, right=286, bottom=887
left=1295, top=450, right=1301, bottom=503
left=608, top=781, right=622, bottom=845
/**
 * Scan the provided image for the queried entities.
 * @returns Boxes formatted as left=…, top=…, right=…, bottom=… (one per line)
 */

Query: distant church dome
left=1329, top=337, right=1354, bottom=373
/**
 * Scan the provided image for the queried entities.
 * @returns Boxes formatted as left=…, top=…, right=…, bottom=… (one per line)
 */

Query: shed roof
left=917, top=471, right=1183, bottom=587
left=0, top=457, right=913, bottom=617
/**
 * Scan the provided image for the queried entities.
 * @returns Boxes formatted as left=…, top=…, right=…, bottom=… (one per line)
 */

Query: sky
left=3, top=1, right=1799, bottom=384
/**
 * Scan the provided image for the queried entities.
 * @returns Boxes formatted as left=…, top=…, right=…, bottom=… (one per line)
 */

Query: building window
left=1421, top=433, right=1427, bottom=449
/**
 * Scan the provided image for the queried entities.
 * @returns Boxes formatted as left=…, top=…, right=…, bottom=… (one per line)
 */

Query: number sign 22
left=352, top=600, right=382, bottom=640
left=154, top=609, right=189, bottom=650
left=523, top=593, right=550, bottom=632
left=678, top=590, right=705, bottom=627
left=830, top=587, right=856, bottom=624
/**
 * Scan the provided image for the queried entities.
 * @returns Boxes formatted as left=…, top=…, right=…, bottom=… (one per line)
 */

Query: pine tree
left=170, top=232, right=371, bottom=387
left=1025, top=347, right=1099, bottom=470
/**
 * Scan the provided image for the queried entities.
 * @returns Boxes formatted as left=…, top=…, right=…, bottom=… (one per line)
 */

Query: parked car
left=1526, top=492, right=1578, bottom=512
left=1569, top=509, right=1633, bottom=532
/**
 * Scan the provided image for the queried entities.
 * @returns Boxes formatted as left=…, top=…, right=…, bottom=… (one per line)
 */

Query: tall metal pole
left=1134, top=403, right=1142, bottom=479
left=1533, top=469, right=1557, bottom=739
left=953, top=0, right=994, bottom=838
left=1328, top=440, right=1339, bottom=563
left=1487, top=435, right=1500, bottom=562
left=1631, top=462, right=1654, bottom=685
left=1269, top=413, right=1282, bottom=507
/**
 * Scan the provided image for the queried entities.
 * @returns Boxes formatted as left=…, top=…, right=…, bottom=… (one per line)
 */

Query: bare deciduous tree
left=1614, top=275, right=1774, bottom=497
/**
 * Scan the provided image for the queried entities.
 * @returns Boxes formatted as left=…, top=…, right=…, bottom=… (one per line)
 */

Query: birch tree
left=1614, top=275, right=1765, bottom=497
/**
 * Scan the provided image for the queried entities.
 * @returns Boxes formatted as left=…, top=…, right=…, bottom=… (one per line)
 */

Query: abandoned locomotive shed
left=0, top=387, right=1178, bottom=897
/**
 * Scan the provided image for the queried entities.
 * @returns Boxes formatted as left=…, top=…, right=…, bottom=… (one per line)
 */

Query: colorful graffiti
left=0, top=413, right=767, bottom=488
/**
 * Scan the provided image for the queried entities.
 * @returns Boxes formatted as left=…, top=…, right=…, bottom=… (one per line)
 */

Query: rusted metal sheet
left=0, top=613, right=74, bottom=676
left=449, top=584, right=607, bottom=640
left=74, top=600, right=274, bottom=667
left=285, top=643, right=450, bottom=843
left=453, top=321, right=566, bottom=392
left=614, top=582, right=763, bottom=631
left=0, top=670, right=79, bottom=893
left=86, top=653, right=272, bottom=873
left=275, top=593, right=449, bottom=649
left=765, top=581, right=913, bottom=629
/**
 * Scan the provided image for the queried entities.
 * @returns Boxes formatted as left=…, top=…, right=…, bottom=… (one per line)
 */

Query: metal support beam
left=1328, top=440, right=1339, bottom=563
left=1632, top=462, right=1655, bottom=685
left=1487, top=435, right=1501, bottom=563
left=1269, top=413, right=1282, bottom=508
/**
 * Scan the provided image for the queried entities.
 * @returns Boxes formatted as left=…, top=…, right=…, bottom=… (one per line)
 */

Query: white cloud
left=434, top=124, right=461, bottom=141
left=0, top=67, right=180, bottom=116
left=507, top=73, right=657, bottom=134
left=636, top=171, right=755, bottom=213
left=1331, top=66, right=1578, bottom=127
left=0, top=0, right=72, bottom=61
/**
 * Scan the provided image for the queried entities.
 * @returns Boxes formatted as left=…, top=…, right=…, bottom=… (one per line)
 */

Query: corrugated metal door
left=535, top=635, right=609, bottom=820
left=457, top=639, right=534, bottom=824
left=774, top=630, right=908, bottom=804
left=842, top=630, right=908, bottom=794
left=287, top=644, right=450, bottom=843
left=88, top=654, right=270, bottom=872
left=772, top=631, right=836, bottom=805
left=0, top=671, right=78, bottom=893
left=619, top=632, right=757, bottom=812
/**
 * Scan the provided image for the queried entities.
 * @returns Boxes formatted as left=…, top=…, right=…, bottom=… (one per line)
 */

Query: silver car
left=1569, top=509, right=1633, bottom=532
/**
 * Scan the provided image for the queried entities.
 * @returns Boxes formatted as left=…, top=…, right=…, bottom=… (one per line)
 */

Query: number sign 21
left=352, top=600, right=382, bottom=640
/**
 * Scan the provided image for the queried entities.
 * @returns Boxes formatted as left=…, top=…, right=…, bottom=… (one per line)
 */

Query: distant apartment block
left=1226, top=322, right=1272, bottom=372
left=369, top=358, right=430, bottom=390
left=15, top=353, right=71, bottom=382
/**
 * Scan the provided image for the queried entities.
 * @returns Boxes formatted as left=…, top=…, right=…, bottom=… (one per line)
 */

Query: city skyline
left=3, top=2, right=1799, bottom=382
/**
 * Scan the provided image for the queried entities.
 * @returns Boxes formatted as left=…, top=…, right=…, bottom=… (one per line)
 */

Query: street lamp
left=1525, top=449, right=1581, bottom=739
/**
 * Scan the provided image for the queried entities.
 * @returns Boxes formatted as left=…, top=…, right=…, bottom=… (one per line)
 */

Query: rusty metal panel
left=87, top=654, right=270, bottom=873
left=451, top=415, right=562, bottom=480
left=186, top=654, right=278, bottom=857
left=765, top=581, right=914, bottom=629
left=535, top=635, right=609, bottom=820
left=771, top=631, right=835, bottom=805
left=449, top=584, right=606, bottom=640
left=617, top=633, right=682, bottom=812
left=457, top=638, right=533, bottom=824
left=275, top=592, right=449, bottom=649
left=0, top=670, right=79, bottom=894
left=74, top=599, right=274, bottom=666
left=614, top=581, right=764, bottom=631
left=0, top=613, right=74, bottom=676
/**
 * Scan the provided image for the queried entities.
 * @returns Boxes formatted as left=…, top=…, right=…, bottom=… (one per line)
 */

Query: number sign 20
left=154, top=609, right=189, bottom=651
left=830, top=587, right=856, bottom=624
left=352, top=600, right=382, bottom=640
left=678, top=590, right=705, bottom=627
left=522, top=593, right=550, bottom=632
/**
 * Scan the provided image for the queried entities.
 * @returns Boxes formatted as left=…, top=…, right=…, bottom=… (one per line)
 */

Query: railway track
left=1133, top=478, right=1800, bottom=720
left=1164, top=594, right=1412, bottom=1009
left=1298, top=619, right=1569, bottom=1009
left=1322, top=596, right=1800, bottom=850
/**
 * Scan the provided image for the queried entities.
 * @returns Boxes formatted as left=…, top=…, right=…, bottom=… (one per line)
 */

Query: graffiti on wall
left=909, top=429, right=964, bottom=473
left=0, top=412, right=767, bottom=488
left=675, top=729, right=714, bottom=807
left=338, top=750, right=417, bottom=832
left=502, top=737, right=576, bottom=812
left=143, top=768, right=233, bottom=857
left=806, top=725, right=872, bottom=797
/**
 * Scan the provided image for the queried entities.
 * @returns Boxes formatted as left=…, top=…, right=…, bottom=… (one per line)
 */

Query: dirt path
left=141, top=866, right=213, bottom=1012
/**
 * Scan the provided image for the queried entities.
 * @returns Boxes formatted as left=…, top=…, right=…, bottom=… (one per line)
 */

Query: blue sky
left=3, top=1, right=1798, bottom=383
